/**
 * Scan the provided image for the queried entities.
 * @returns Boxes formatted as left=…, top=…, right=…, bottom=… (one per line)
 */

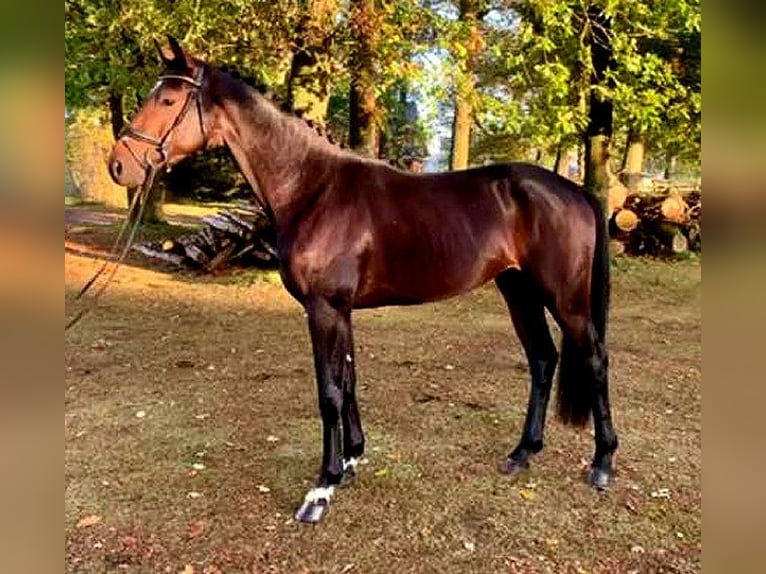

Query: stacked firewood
left=132, top=204, right=279, bottom=271
left=608, top=184, right=701, bottom=256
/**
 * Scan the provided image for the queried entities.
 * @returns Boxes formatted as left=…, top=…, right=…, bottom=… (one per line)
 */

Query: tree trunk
left=664, top=151, right=677, bottom=180
left=286, top=0, right=340, bottom=125
left=554, top=146, right=576, bottom=177
left=348, top=0, right=380, bottom=157
left=583, top=6, right=614, bottom=209
left=449, top=0, right=485, bottom=171
left=620, top=128, right=644, bottom=191
left=554, top=147, right=563, bottom=174
left=450, top=94, right=472, bottom=170
left=141, top=186, right=166, bottom=224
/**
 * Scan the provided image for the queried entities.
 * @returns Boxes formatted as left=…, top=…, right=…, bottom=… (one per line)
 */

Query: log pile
left=609, top=186, right=701, bottom=256
left=132, top=204, right=279, bottom=271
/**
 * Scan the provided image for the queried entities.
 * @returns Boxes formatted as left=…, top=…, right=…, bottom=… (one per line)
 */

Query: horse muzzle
left=107, top=141, right=156, bottom=188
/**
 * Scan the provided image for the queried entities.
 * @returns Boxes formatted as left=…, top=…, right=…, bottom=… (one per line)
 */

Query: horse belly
left=354, top=235, right=514, bottom=308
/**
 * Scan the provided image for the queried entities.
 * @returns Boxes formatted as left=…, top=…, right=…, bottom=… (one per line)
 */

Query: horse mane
left=214, top=63, right=414, bottom=171
left=216, top=64, right=342, bottom=148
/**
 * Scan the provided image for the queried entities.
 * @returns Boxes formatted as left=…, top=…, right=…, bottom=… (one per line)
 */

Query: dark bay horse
left=108, top=37, right=618, bottom=523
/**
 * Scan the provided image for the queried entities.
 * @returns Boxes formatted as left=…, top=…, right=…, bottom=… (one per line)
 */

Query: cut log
left=207, top=242, right=238, bottom=271
left=614, top=209, right=639, bottom=232
left=612, top=184, right=701, bottom=257
left=133, top=203, right=279, bottom=271
left=202, top=215, right=248, bottom=237
left=608, top=180, right=628, bottom=215
left=660, top=192, right=689, bottom=224
left=671, top=229, right=689, bottom=254
left=609, top=239, right=626, bottom=256
left=132, top=244, right=186, bottom=266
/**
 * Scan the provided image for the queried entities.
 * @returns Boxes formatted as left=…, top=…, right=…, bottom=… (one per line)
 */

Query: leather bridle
left=118, top=66, right=206, bottom=172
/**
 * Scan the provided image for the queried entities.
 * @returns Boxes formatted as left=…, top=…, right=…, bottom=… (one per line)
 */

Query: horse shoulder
left=279, top=193, right=373, bottom=306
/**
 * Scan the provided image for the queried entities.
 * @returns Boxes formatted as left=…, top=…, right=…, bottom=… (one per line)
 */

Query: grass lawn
left=65, top=213, right=701, bottom=573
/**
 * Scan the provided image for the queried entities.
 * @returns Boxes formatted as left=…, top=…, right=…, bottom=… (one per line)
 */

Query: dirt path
left=65, top=219, right=701, bottom=573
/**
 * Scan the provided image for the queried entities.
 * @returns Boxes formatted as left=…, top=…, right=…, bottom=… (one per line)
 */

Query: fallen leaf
left=188, top=521, right=205, bottom=539
left=518, top=488, right=535, bottom=501
left=265, top=435, right=279, bottom=443
left=463, top=540, right=475, bottom=552
left=187, top=491, right=202, bottom=499
left=192, top=463, right=205, bottom=471
left=91, top=338, right=112, bottom=350
left=76, top=514, right=102, bottom=528
left=135, top=410, right=146, bottom=419
left=257, top=485, right=270, bottom=493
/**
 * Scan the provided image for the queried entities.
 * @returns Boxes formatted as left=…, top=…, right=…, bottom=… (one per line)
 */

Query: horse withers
left=107, top=36, right=618, bottom=524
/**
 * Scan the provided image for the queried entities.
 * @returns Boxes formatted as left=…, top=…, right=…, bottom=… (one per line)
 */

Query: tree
left=448, top=0, right=489, bottom=170
left=348, top=0, right=381, bottom=156
left=286, top=0, right=342, bottom=125
left=65, top=0, right=299, bottom=219
left=583, top=5, right=614, bottom=206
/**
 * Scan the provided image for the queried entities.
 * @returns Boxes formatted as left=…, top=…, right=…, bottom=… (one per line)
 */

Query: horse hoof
left=499, top=457, right=529, bottom=477
left=339, top=458, right=357, bottom=487
left=295, top=499, right=329, bottom=524
left=588, top=467, right=612, bottom=490
left=340, top=467, right=356, bottom=487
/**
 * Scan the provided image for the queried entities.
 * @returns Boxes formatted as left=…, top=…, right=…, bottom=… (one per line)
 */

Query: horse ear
left=167, top=35, right=188, bottom=65
left=155, top=38, right=175, bottom=66
left=156, top=35, right=191, bottom=70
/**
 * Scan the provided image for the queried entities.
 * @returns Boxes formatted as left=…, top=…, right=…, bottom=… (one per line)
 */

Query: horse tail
left=585, top=193, right=610, bottom=342
left=556, top=193, right=610, bottom=427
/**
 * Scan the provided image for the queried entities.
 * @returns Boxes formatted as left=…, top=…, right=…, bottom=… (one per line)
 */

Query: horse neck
left=212, top=76, right=339, bottom=229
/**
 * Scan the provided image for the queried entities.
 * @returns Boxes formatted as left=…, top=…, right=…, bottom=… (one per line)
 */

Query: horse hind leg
left=553, top=305, right=618, bottom=489
left=495, top=270, right=559, bottom=476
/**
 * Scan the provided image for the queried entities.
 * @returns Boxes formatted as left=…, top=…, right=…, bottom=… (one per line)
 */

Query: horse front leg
left=339, top=330, right=364, bottom=484
left=295, top=296, right=355, bottom=523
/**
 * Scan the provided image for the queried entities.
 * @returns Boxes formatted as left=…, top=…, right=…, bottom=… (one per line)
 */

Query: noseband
left=119, top=66, right=206, bottom=171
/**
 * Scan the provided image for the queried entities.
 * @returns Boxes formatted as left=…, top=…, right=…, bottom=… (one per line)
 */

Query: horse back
left=280, top=159, right=595, bottom=308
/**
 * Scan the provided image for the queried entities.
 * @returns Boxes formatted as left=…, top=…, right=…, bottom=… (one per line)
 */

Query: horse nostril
left=111, top=159, right=122, bottom=178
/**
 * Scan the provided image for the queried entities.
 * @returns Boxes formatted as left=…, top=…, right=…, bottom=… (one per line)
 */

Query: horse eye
left=161, top=97, right=175, bottom=106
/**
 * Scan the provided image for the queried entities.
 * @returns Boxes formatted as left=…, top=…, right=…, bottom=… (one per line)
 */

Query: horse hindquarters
left=500, top=172, right=618, bottom=487
left=549, top=193, right=618, bottom=488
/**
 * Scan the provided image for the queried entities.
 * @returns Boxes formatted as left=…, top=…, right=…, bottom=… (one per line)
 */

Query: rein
left=65, top=165, right=158, bottom=331
left=66, top=70, right=204, bottom=331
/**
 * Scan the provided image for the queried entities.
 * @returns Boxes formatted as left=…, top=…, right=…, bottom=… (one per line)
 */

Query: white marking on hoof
left=304, top=486, right=335, bottom=504
left=343, top=457, right=358, bottom=473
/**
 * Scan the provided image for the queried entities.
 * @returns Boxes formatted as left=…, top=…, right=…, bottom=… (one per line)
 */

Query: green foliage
left=65, top=0, right=700, bottom=183
left=469, top=0, right=700, bottom=169
left=65, top=0, right=301, bottom=112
